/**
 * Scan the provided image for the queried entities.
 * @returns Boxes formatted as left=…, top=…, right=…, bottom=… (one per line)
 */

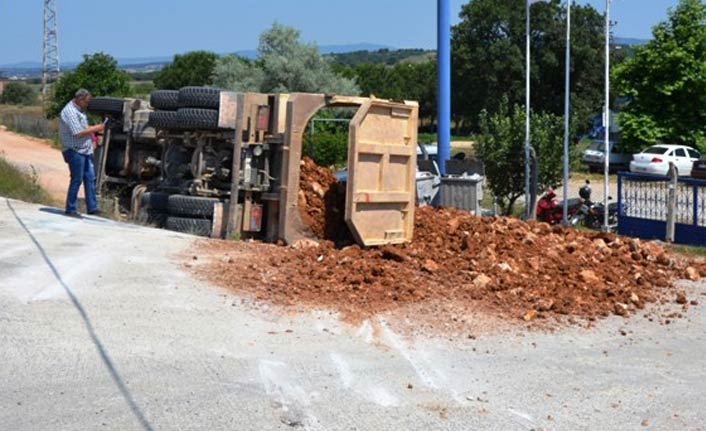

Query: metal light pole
left=437, top=0, right=451, bottom=176
left=524, top=0, right=532, bottom=220
left=562, top=0, right=572, bottom=224
left=603, top=0, right=611, bottom=231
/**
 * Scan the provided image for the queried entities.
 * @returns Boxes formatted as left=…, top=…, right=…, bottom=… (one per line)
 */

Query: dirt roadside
left=0, top=127, right=69, bottom=203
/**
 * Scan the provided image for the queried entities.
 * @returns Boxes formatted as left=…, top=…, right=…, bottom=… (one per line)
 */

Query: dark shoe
left=64, top=211, right=82, bottom=219
left=87, top=210, right=102, bottom=216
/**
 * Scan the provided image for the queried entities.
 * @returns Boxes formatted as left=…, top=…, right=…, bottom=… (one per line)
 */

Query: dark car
left=691, top=156, right=706, bottom=179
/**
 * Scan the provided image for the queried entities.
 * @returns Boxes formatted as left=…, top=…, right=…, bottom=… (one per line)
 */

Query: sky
left=0, top=0, right=681, bottom=65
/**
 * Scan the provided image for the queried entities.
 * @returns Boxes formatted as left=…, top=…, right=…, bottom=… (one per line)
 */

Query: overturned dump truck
left=87, top=88, right=419, bottom=247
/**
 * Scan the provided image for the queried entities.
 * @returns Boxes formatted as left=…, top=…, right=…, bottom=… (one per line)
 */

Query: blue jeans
left=62, top=149, right=97, bottom=213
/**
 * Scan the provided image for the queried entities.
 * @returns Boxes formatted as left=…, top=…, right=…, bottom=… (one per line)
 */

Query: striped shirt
left=59, top=101, right=92, bottom=155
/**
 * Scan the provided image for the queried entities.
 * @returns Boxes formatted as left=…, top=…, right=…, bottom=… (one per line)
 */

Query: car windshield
left=642, top=146, right=668, bottom=155
left=588, top=141, right=605, bottom=151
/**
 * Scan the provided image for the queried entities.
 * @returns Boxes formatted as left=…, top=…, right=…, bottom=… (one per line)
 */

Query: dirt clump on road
left=194, top=205, right=706, bottom=326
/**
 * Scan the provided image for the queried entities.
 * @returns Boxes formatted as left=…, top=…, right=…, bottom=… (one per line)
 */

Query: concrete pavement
left=1, top=198, right=705, bottom=430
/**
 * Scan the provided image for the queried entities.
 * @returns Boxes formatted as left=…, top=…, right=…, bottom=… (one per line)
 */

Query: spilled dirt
left=190, top=158, right=706, bottom=330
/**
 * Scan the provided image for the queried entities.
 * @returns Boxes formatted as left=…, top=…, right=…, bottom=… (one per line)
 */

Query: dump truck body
left=89, top=89, right=419, bottom=246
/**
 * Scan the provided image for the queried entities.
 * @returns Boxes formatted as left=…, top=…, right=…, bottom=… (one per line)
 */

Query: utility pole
left=603, top=0, right=611, bottom=231
left=42, top=0, right=60, bottom=98
left=437, top=0, right=451, bottom=176
left=562, top=0, right=572, bottom=225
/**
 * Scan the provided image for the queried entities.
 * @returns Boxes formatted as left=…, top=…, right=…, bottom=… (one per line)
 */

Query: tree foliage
left=47, top=53, right=131, bottom=118
left=614, top=0, right=706, bottom=152
left=0, top=82, right=37, bottom=105
left=213, top=23, right=359, bottom=95
left=328, top=48, right=434, bottom=66
left=452, top=0, right=608, bottom=134
left=477, top=100, right=563, bottom=215
left=334, top=61, right=437, bottom=123
left=153, top=51, right=218, bottom=90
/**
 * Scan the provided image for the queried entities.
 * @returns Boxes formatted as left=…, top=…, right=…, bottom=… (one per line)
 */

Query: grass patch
left=418, top=133, right=476, bottom=144
left=668, top=244, right=706, bottom=258
left=0, top=104, right=59, bottom=146
left=0, top=155, right=55, bottom=205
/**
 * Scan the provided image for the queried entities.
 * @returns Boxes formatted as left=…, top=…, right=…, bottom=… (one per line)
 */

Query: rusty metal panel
left=345, top=100, right=419, bottom=246
left=218, top=91, right=238, bottom=129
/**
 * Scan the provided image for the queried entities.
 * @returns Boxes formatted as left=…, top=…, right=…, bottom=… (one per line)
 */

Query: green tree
left=153, top=50, right=218, bottom=90
left=0, top=82, right=37, bottom=105
left=614, top=0, right=706, bottom=152
left=452, top=0, right=608, bottom=134
left=477, top=100, right=564, bottom=215
left=47, top=53, right=131, bottom=118
left=213, top=23, right=359, bottom=95
left=336, top=61, right=437, bottom=124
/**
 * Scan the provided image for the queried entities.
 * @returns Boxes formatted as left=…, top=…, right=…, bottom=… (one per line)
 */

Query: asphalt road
left=1, top=198, right=705, bottom=431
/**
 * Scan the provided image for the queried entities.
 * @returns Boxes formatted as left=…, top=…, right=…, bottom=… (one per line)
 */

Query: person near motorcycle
left=536, top=188, right=562, bottom=224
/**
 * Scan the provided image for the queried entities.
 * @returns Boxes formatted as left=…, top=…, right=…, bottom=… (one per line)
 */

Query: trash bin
left=416, top=171, right=440, bottom=207
left=439, top=174, right=483, bottom=214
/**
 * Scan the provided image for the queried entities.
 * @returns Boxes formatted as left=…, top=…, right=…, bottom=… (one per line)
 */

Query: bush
left=153, top=51, right=218, bottom=90
left=131, top=81, right=155, bottom=97
left=0, top=82, right=38, bottom=105
left=477, top=100, right=564, bottom=215
left=47, top=52, right=132, bottom=119
left=304, top=129, right=349, bottom=167
left=0, top=105, right=58, bottom=143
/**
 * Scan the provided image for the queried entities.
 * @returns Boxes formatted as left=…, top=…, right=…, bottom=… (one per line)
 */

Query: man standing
left=59, top=89, right=105, bottom=216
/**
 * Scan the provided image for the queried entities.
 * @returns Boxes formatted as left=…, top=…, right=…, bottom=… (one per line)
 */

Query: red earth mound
left=190, top=159, right=705, bottom=327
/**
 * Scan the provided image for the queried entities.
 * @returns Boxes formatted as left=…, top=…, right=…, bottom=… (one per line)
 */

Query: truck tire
left=167, top=194, right=220, bottom=218
left=178, top=86, right=221, bottom=109
left=87, top=97, right=124, bottom=116
left=149, top=111, right=181, bottom=130
left=140, top=191, right=170, bottom=212
left=150, top=90, right=179, bottom=111
left=136, top=208, right=167, bottom=227
left=177, top=108, right=225, bottom=130
left=166, top=216, right=212, bottom=237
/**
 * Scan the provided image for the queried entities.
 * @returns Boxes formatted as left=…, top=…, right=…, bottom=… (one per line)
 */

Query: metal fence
left=618, top=172, right=706, bottom=246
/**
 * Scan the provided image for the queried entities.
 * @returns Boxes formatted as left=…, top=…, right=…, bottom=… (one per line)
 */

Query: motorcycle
left=536, top=188, right=583, bottom=225
left=569, top=180, right=620, bottom=230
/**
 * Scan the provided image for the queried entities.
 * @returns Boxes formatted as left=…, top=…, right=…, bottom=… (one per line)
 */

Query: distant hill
left=614, top=37, right=648, bottom=46
left=0, top=43, right=392, bottom=75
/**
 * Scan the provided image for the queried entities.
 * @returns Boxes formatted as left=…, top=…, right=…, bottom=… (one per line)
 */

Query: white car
left=629, top=144, right=700, bottom=176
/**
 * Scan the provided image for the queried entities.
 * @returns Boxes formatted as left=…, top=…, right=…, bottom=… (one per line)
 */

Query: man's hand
left=76, top=123, right=105, bottom=138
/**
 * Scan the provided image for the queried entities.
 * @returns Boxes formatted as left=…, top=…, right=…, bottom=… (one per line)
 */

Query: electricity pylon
left=42, top=0, right=60, bottom=97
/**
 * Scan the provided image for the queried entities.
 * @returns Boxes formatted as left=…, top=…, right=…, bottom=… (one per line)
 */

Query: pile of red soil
left=190, top=159, right=705, bottom=326
left=297, top=157, right=352, bottom=245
